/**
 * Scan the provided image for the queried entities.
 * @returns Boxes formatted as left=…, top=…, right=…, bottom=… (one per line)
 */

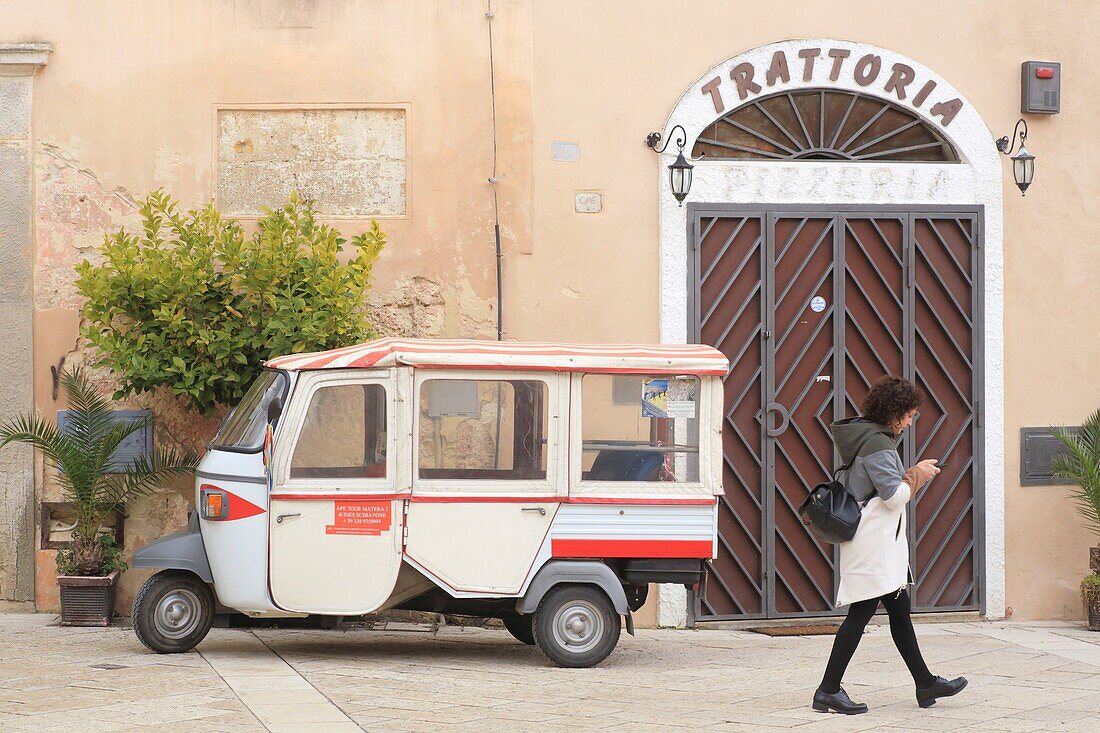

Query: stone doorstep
left=695, top=610, right=986, bottom=631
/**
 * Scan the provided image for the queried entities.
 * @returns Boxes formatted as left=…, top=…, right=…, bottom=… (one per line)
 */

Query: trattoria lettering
left=702, top=47, right=963, bottom=127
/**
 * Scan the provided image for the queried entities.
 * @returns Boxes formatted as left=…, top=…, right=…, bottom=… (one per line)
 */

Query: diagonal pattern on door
left=841, top=217, right=905, bottom=417
left=695, top=214, right=767, bottom=618
left=693, top=207, right=981, bottom=621
left=769, top=216, right=838, bottom=616
left=910, top=215, right=980, bottom=611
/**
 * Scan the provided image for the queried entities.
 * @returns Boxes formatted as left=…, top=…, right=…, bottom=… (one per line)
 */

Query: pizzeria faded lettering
left=701, top=46, right=963, bottom=127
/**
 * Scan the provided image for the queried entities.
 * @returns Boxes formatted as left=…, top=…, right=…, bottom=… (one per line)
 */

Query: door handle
left=521, top=507, right=547, bottom=516
left=765, top=402, right=790, bottom=437
left=276, top=513, right=301, bottom=524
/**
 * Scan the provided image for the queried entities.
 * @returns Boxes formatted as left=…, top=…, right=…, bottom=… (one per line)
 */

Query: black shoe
left=916, top=676, right=968, bottom=708
left=812, top=686, right=868, bottom=715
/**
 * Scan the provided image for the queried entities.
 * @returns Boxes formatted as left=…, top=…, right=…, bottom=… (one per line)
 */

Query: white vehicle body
left=133, top=338, right=728, bottom=666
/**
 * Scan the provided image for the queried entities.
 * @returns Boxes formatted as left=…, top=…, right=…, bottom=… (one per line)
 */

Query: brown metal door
left=768, top=215, right=839, bottom=616
left=694, top=207, right=981, bottom=621
left=909, top=215, right=981, bottom=611
left=695, top=214, right=767, bottom=618
left=836, top=214, right=908, bottom=616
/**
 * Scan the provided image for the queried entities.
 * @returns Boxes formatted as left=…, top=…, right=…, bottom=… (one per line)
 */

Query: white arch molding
left=656, top=39, right=1005, bottom=627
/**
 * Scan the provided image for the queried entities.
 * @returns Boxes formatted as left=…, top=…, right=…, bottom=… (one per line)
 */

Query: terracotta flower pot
left=56, top=570, right=120, bottom=626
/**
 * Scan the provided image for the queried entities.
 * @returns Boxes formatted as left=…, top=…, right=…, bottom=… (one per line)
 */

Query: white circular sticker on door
left=810, top=296, right=827, bottom=313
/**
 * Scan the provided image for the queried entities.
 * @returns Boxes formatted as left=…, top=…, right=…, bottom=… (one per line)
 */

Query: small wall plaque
left=552, top=142, right=580, bottom=162
left=612, top=376, right=642, bottom=405
left=426, top=380, right=479, bottom=418
left=575, top=191, right=602, bottom=213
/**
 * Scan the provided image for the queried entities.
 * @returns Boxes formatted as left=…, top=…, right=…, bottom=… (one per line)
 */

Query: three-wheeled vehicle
left=132, top=338, right=727, bottom=667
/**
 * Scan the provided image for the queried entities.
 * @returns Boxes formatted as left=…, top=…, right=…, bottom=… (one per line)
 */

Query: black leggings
left=820, top=589, right=936, bottom=693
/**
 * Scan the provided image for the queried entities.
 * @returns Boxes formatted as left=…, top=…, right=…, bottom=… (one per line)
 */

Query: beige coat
left=835, top=482, right=911, bottom=607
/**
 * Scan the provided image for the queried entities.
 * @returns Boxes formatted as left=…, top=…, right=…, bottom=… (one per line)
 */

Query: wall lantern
left=646, top=124, right=694, bottom=206
left=996, top=118, right=1035, bottom=196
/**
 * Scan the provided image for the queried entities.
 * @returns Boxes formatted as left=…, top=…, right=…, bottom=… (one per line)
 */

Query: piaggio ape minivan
left=132, top=338, right=727, bottom=667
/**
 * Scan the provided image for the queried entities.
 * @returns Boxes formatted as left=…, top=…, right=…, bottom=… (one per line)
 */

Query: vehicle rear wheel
left=502, top=615, right=535, bottom=645
left=132, top=571, right=215, bottom=654
left=532, top=585, right=620, bottom=668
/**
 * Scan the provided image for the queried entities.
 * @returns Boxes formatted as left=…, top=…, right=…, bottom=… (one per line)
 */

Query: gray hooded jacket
left=830, top=417, right=905, bottom=503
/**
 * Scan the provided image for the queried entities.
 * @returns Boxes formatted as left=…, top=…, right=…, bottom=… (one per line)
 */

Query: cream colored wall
left=9, top=0, right=528, bottom=311
left=1, top=0, right=532, bottom=611
left=520, top=0, right=1100, bottom=620
left=2, top=0, right=1098, bottom=620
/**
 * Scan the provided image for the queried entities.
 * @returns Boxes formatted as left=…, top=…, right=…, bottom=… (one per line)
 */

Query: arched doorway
left=655, top=40, right=1004, bottom=624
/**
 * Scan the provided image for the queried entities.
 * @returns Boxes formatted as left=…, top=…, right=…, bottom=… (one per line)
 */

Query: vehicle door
left=268, top=368, right=410, bottom=614
left=404, top=370, right=567, bottom=594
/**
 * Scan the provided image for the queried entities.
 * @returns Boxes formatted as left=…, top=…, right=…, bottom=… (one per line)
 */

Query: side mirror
left=263, top=399, right=281, bottom=477
left=266, top=397, right=283, bottom=426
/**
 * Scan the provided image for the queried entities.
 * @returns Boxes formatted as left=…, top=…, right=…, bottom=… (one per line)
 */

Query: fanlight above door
left=692, top=89, right=959, bottom=163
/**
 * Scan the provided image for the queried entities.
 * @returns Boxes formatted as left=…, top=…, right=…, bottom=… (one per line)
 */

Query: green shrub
left=1083, top=573, right=1100, bottom=598
left=56, top=534, right=128, bottom=577
left=1050, top=409, right=1100, bottom=540
left=75, top=191, right=386, bottom=413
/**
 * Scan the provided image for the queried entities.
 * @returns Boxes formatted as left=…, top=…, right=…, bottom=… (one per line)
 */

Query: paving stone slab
left=1, top=613, right=1097, bottom=731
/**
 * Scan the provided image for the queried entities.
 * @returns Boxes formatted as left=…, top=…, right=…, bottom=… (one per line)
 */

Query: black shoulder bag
left=798, top=433, right=878, bottom=544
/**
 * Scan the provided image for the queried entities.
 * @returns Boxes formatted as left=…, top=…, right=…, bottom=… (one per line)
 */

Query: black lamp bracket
left=646, top=124, right=687, bottom=155
left=996, top=118, right=1028, bottom=156
left=646, top=124, right=706, bottom=161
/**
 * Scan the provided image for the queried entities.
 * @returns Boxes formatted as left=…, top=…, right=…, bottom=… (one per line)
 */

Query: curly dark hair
left=861, top=375, right=924, bottom=427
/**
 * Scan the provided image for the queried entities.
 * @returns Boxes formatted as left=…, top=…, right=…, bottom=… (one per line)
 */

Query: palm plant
left=1050, top=408, right=1100, bottom=542
left=0, top=368, right=197, bottom=576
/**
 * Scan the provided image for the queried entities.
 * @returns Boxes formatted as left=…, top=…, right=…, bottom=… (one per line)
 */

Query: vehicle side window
left=418, top=379, right=547, bottom=480
left=290, top=384, right=387, bottom=480
left=581, top=374, right=700, bottom=482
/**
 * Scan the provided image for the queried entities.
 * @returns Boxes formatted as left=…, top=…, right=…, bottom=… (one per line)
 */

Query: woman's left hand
left=905, top=459, right=940, bottom=491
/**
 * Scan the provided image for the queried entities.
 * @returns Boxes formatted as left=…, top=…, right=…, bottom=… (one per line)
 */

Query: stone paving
left=1, top=613, right=1098, bottom=732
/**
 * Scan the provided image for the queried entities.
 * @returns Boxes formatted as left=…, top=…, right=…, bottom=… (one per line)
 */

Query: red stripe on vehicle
left=268, top=493, right=714, bottom=505
left=409, top=495, right=561, bottom=503
left=551, top=539, right=713, bottom=558
left=410, top=364, right=727, bottom=375
left=565, top=496, right=717, bottom=505
left=269, top=493, right=408, bottom=501
left=266, top=337, right=727, bottom=372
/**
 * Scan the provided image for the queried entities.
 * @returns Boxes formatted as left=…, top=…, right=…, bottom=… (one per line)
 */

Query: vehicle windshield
left=209, top=370, right=289, bottom=453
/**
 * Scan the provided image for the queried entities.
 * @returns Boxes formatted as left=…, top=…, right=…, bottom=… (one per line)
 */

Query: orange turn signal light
left=203, top=491, right=225, bottom=519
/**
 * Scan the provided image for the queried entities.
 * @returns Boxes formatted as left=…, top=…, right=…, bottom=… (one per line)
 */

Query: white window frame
left=412, top=369, right=566, bottom=497
left=570, top=372, right=718, bottom=498
left=272, top=368, right=409, bottom=494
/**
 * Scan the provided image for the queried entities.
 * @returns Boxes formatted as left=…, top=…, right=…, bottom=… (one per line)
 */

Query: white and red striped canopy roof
left=266, top=338, right=729, bottom=375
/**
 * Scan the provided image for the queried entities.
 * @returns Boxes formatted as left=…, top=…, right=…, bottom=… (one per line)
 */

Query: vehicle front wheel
left=532, top=585, right=621, bottom=668
left=502, top=615, right=535, bottom=645
left=132, top=571, right=215, bottom=654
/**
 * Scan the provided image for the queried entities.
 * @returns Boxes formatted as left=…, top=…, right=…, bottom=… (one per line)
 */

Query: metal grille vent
left=1021, top=427, right=1079, bottom=485
left=692, top=89, right=960, bottom=163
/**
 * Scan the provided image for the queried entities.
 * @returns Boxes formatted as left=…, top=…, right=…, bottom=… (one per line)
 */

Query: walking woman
left=813, top=375, right=968, bottom=714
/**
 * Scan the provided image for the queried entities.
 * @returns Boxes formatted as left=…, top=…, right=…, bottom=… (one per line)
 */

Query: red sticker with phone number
left=325, top=501, right=392, bottom=536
